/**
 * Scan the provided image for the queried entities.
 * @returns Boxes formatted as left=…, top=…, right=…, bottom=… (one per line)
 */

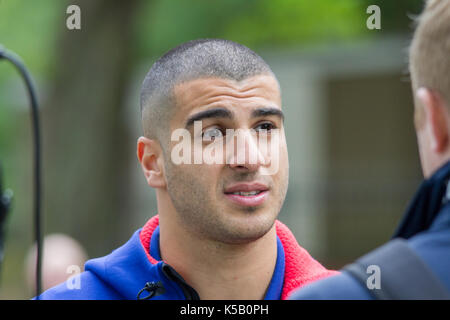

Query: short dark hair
left=140, top=39, right=276, bottom=146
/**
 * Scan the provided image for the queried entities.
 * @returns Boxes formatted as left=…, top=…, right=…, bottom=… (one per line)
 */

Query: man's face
left=163, top=74, right=289, bottom=244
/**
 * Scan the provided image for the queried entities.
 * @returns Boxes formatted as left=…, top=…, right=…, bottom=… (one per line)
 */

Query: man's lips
left=223, top=182, right=269, bottom=207
left=223, top=182, right=269, bottom=194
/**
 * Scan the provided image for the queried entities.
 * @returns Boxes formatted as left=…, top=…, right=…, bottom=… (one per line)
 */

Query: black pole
left=0, top=164, right=13, bottom=277
left=0, top=46, right=43, bottom=298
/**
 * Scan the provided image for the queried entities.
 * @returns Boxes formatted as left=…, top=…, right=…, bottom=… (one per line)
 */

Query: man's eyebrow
left=185, top=107, right=233, bottom=128
left=251, top=107, right=284, bottom=121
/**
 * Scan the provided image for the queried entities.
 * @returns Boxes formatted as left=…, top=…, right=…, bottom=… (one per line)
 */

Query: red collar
left=139, top=215, right=338, bottom=299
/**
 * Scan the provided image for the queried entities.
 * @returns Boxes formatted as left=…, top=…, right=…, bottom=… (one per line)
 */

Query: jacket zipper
left=161, top=263, right=200, bottom=300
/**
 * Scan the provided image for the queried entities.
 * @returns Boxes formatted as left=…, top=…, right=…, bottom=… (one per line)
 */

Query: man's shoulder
left=407, top=225, right=450, bottom=290
left=35, top=270, right=122, bottom=300
left=291, top=228, right=450, bottom=300
left=36, top=228, right=151, bottom=300
left=289, top=271, right=373, bottom=300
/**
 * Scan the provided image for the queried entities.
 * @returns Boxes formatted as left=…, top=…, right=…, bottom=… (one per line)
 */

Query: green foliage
left=134, top=0, right=370, bottom=59
left=0, top=0, right=63, bottom=151
left=0, top=0, right=64, bottom=78
left=0, top=0, right=426, bottom=78
left=222, top=0, right=366, bottom=47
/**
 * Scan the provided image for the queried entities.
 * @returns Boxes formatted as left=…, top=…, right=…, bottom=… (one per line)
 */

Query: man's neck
left=158, top=213, right=278, bottom=300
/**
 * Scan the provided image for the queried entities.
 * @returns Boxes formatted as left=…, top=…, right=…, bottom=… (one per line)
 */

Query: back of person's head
left=409, top=0, right=450, bottom=177
left=25, top=234, right=88, bottom=294
left=409, top=0, right=450, bottom=109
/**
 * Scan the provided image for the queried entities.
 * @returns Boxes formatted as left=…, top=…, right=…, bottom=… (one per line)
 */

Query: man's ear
left=417, top=87, right=449, bottom=154
left=137, top=136, right=167, bottom=188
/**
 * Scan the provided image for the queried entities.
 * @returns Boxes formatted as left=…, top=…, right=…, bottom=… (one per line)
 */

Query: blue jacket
left=36, top=216, right=338, bottom=300
left=291, top=162, right=450, bottom=300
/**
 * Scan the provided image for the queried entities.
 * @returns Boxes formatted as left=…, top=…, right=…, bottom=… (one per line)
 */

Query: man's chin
left=213, top=210, right=278, bottom=244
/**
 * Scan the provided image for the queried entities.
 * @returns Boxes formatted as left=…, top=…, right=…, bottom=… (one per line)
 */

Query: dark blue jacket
left=290, top=162, right=450, bottom=300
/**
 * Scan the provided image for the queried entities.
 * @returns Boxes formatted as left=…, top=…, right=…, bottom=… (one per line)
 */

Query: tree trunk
left=42, top=0, right=141, bottom=256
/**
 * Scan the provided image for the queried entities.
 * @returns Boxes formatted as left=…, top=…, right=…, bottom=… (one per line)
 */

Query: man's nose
left=226, top=129, right=267, bottom=172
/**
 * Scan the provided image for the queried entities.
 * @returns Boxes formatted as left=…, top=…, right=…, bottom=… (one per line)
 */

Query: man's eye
left=202, top=127, right=224, bottom=140
left=255, top=122, right=275, bottom=132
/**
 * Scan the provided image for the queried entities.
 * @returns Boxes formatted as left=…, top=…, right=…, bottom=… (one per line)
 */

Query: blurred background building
left=0, top=0, right=424, bottom=298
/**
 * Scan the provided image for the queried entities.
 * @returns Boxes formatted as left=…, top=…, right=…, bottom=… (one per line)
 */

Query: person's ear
left=137, top=136, right=166, bottom=188
left=417, top=87, right=449, bottom=154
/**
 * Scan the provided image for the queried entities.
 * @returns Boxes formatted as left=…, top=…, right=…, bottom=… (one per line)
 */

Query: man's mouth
left=228, top=190, right=264, bottom=196
left=223, top=182, right=269, bottom=207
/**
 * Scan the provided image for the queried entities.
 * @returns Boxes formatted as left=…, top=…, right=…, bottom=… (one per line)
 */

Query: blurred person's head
left=409, top=0, right=450, bottom=177
left=137, top=39, right=289, bottom=245
left=25, top=233, right=88, bottom=294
